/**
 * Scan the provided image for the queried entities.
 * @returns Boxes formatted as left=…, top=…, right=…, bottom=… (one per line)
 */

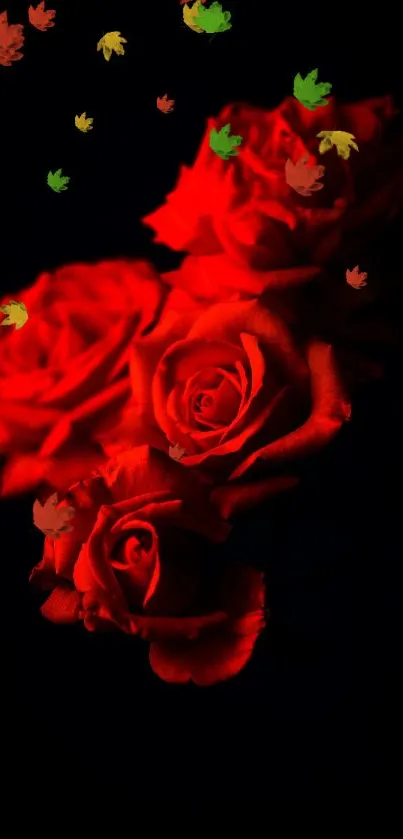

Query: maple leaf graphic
left=157, top=94, right=175, bottom=113
left=0, top=300, right=28, bottom=330
left=193, top=1, right=232, bottom=33
left=47, top=168, right=70, bottom=192
left=293, top=69, right=332, bottom=111
left=28, top=2, right=56, bottom=31
left=97, top=31, right=127, bottom=61
left=169, top=443, right=187, bottom=461
left=209, top=123, right=243, bottom=159
left=317, top=130, right=359, bottom=160
left=183, top=2, right=205, bottom=32
left=345, top=265, right=368, bottom=290
left=0, top=10, right=25, bottom=67
left=75, top=112, right=94, bottom=132
left=33, top=492, right=76, bottom=538
left=285, top=155, right=325, bottom=196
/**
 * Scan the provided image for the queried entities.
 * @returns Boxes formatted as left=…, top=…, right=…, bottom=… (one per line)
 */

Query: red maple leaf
left=157, top=94, right=175, bottom=114
left=345, top=265, right=368, bottom=290
left=285, top=155, right=325, bottom=197
left=0, top=10, right=24, bottom=66
left=28, top=2, right=56, bottom=32
left=33, top=492, right=76, bottom=539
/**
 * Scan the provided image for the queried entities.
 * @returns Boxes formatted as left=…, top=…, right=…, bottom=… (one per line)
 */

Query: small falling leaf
left=75, top=112, right=94, bottom=132
left=47, top=168, right=70, bottom=192
left=193, top=1, right=232, bottom=33
left=317, top=130, right=359, bottom=160
left=346, top=265, right=368, bottom=290
left=169, top=443, right=187, bottom=461
left=0, top=10, right=24, bottom=66
left=0, top=300, right=28, bottom=330
left=28, top=2, right=56, bottom=31
left=293, top=69, right=332, bottom=111
left=209, top=123, right=243, bottom=159
left=157, top=94, right=175, bottom=114
left=285, top=155, right=325, bottom=196
left=33, top=492, right=76, bottom=538
left=97, top=31, right=127, bottom=61
left=183, top=1, right=205, bottom=32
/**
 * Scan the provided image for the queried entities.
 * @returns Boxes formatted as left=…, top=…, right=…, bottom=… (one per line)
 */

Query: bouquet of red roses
left=1, top=94, right=402, bottom=686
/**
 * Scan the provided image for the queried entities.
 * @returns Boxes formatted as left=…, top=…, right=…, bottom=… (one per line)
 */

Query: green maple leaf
left=194, top=1, right=232, bottom=33
left=47, top=168, right=70, bottom=192
left=209, top=123, right=243, bottom=159
left=293, top=69, right=332, bottom=111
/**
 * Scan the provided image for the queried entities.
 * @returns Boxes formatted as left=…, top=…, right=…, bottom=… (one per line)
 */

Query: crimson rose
left=30, top=446, right=265, bottom=686
left=143, top=95, right=402, bottom=286
left=101, top=290, right=351, bottom=519
left=0, top=260, right=166, bottom=496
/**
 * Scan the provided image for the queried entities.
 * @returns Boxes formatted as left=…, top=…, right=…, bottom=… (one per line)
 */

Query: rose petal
left=149, top=567, right=265, bottom=686
left=135, top=612, right=227, bottom=641
left=0, top=444, right=107, bottom=498
left=0, top=402, right=62, bottom=450
left=230, top=341, right=351, bottom=478
left=98, top=446, right=231, bottom=543
left=211, top=475, right=300, bottom=519
left=163, top=255, right=322, bottom=302
left=40, top=585, right=80, bottom=623
left=73, top=509, right=129, bottom=617
left=30, top=539, right=57, bottom=589
left=142, top=163, right=225, bottom=254
left=39, top=319, right=135, bottom=408
left=0, top=259, right=167, bottom=496
left=40, top=378, right=130, bottom=456
left=187, top=299, right=309, bottom=386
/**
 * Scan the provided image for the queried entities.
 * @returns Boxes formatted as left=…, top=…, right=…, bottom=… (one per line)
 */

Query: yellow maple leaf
left=97, top=31, right=127, bottom=61
left=0, top=300, right=28, bottom=330
left=75, top=112, right=93, bottom=132
left=317, top=130, right=359, bottom=160
left=183, top=2, right=204, bottom=33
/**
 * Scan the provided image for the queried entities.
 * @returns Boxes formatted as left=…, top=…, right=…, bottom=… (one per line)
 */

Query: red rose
left=143, top=95, right=402, bottom=277
left=30, top=446, right=265, bottom=686
left=0, top=260, right=166, bottom=496
left=102, top=290, right=350, bottom=519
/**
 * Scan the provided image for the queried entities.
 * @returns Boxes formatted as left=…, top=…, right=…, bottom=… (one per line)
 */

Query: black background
left=2, top=0, right=402, bottom=803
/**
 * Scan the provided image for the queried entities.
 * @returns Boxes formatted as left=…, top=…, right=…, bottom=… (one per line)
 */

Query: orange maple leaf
left=28, top=2, right=56, bottom=32
left=157, top=94, right=175, bottom=114
left=345, top=265, right=368, bottom=290
left=0, top=10, right=24, bottom=66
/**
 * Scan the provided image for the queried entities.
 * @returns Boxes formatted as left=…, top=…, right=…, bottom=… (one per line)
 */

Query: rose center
left=110, top=529, right=156, bottom=609
left=195, top=393, right=214, bottom=410
left=189, top=371, right=241, bottom=429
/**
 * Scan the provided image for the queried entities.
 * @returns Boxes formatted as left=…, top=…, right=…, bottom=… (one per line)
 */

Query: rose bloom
left=143, top=95, right=402, bottom=282
left=102, top=289, right=351, bottom=519
left=0, top=260, right=166, bottom=496
left=30, top=446, right=265, bottom=686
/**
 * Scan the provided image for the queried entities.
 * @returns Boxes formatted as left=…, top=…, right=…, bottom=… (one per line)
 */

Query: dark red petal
left=149, top=567, right=265, bottom=685
left=230, top=341, right=351, bottom=479
left=163, top=256, right=321, bottom=301
left=211, top=475, right=299, bottom=519
left=40, top=585, right=80, bottom=623
left=0, top=445, right=107, bottom=498
left=149, top=608, right=265, bottom=686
